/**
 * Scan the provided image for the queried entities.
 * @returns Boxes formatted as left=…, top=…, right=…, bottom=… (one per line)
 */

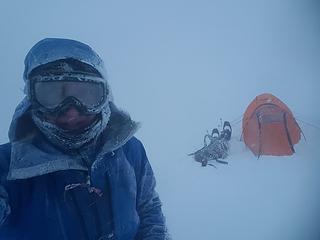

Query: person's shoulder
left=122, top=136, right=148, bottom=166
left=124, top=136, right=144, bottom=149
left=0, top=142, right=11, bottom=158
left=123, top=136, right=146, bottom=156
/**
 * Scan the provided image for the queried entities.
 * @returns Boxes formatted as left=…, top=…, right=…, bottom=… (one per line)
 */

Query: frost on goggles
left=33, top=77, right=106, bottom=110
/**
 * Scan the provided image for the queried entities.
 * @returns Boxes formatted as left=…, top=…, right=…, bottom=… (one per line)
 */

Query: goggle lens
left=34, top=80, right=105, bottom=109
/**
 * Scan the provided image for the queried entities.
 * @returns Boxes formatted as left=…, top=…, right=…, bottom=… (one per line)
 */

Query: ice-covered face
left=45, top=105, right=98, bottom=132
left=29, top=69, right=111, bottom=150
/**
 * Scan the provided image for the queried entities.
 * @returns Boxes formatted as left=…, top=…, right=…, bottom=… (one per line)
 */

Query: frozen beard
left=31, top=104, right=111, bottom=151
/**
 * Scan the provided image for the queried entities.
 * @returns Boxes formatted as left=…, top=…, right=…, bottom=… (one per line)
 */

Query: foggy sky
left=0, top=1, right=319, bottom=239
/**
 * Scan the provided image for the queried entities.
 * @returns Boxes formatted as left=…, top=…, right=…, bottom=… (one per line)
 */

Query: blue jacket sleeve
left=0, top=186, right=10, bottom=226
left=124, top=138, right=170, bottom=240
left=0, top=144, right=12, bottom=226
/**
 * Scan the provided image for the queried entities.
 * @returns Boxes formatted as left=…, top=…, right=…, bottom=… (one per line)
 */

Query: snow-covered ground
left=153, top=120, right=320, bottom=240
left=0, top=0, right=320, bottom=239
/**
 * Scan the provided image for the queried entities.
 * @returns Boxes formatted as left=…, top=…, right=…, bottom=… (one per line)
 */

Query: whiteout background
left=0, top=1, right=320, bottom=239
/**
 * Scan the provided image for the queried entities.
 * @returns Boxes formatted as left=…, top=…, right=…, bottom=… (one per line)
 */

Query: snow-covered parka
left=0, top=38, right=169, bottom=240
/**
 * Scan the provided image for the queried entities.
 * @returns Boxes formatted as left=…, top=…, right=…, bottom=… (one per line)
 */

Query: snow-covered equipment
left=189, top=121, right=232, bottom=167
left=242, top=93, right=302, bottom=157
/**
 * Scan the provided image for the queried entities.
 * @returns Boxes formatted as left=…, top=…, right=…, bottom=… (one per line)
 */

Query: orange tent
left=242, top=93, right=301, bottom=157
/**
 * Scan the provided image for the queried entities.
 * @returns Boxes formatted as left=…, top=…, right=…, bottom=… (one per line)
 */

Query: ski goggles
left=30, top=75, right=108, bottom=114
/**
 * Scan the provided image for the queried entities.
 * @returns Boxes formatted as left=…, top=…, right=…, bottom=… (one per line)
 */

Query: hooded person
left=0, top=38, right=169, bottom=240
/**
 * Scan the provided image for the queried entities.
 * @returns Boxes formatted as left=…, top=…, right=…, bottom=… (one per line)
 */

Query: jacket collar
left=7, top=100, right=139, bottom=180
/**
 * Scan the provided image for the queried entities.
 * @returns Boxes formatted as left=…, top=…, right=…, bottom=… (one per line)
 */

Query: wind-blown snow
left=0, top=0, right=320, bottom=239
